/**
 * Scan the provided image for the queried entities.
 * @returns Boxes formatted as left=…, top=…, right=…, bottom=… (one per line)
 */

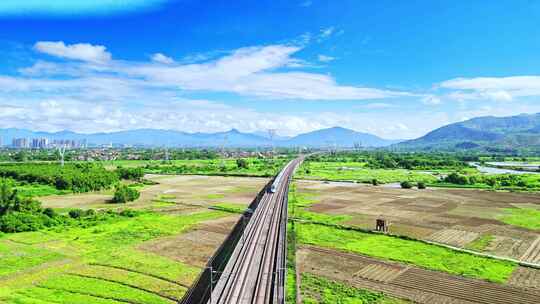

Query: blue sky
left=0, top=0, right=539, bottom=139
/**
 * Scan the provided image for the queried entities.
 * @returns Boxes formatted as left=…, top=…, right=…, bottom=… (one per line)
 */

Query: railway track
left=205, top=157, right=303, bottom=304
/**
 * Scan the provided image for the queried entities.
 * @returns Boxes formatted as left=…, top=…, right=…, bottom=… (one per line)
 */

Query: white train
left=269, top=160, right=295, bottom=193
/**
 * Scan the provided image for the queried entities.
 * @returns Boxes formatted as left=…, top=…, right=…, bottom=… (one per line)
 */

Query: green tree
left=112, top=184, right=140, bottom=204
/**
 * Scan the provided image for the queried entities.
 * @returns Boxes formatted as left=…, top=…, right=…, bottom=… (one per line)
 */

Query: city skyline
left=1, top=1, right=540, bottom=139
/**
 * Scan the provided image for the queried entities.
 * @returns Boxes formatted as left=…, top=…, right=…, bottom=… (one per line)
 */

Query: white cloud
left=34, top=41, right=111, bottom=63
left=440, top=76, right=540, bottom=102
left=151, top=53, right=174, bottom=64
left=320, top=27, right=335, bottom=38
left=421, top=95, right=441, bottom=105
left=317, top=54, right=335, bottom=62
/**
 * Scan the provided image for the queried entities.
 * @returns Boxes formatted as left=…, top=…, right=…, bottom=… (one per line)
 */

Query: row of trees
left=443, top=172, right=533, bottom=188
left=307, top=152, right=470, bottom=170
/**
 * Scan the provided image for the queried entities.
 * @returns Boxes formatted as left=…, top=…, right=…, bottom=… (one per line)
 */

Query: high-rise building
left=12, top=138, right=30, bottom=149
left=31, top=138, right=49, bottom=149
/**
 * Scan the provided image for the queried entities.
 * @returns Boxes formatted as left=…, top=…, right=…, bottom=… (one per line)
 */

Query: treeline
left=0, top=163, right=118, bottom=192
left=443, top=172, right=537, bottom=189
left=307, top=152, right=470, bottom=170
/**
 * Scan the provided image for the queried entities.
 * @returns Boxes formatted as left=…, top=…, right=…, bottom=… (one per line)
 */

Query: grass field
left=0, top=210, right=227, bottom=303
left=301, top=273, right=407, bottom=304
left=296, top=223, right=516, bottom=283
left=296, top=161, right=439, bottom=184
left=498, top=208, right=540, bottom=230
left=101, top=158, right=289, bottom=177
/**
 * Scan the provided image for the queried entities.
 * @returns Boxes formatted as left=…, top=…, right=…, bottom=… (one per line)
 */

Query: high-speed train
left=269, top=160, right=294, bottom=193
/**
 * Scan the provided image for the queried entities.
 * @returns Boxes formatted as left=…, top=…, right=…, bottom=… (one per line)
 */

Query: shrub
left=43, top=207, right=56, bottom=218
left=112, top=185, right=140, bottom=204
left=236, top=158, right=249, bottom=169
left=417, top=182, right=426, bottom=189
left=0, top=212, right=45, bottom=233
left=69, top=209, right=84, bottom=219
left=400, top=181, right=413, bottom=189
left=371, top=179, right=379, bottom=186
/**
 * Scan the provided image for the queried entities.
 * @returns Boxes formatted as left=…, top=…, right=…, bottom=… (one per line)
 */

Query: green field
left=296, top=161, right=439, bottom=184
left=0, top=210, right=227, bottom=303
left=296, top=223, right=516, bottom=283
left=498, top=208, right=540, bottom=230
left=101, top=158, right=290, bottom=177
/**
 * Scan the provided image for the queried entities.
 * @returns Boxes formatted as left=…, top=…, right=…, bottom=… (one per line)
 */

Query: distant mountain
left=397, top=113, right=540, bottom=151
left=0, top=127, right=398, bottom=148
left=283, top=127, right=401, bottom=148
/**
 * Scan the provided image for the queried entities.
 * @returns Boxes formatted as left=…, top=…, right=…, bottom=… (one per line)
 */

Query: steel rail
left=206, top=158, right=302, bottom=304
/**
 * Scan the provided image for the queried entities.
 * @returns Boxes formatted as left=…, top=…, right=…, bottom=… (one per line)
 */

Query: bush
left=43, top=207, right=56, bottom=218
left=112, top=185, right=140, bottom=204
left=236, top=158, right=249, bottom=169
left=0, top=212, right=46, bottom=233
left=69, top=209, right=84, bottom=219
left=400, top=181, right=413, bottom=189
left=417, top=182, right=426, bottom=189
left=371, top=179, right=379, bottom=186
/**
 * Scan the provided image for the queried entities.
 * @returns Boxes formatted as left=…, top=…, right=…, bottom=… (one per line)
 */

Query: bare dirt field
left=41, top=174, right=267, bottom=212
left=296, top=180, right=540, bottom=261
left=297, top=245, right=540, bottom=304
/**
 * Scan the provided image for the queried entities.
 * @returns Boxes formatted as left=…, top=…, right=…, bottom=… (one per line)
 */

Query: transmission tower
left=267, top=129, right=276, bottom=155
left=220, top=134, right=228, bottom=168
left=57, top=145, right=66, bottom=167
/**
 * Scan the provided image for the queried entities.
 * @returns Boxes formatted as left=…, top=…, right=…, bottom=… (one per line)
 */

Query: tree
left=112, top=185, right=140, bottom=204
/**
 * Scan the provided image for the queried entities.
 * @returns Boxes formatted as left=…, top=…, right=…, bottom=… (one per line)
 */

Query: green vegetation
left=0, top=242, right=64, bottom=277
left=0, top=209, right=225, bottom=303
left=210, top=202, right=247, bottom=214
left=296, top=161, right=438, bottom=184
left=441, top=171, right=540, bottom=191
left=286, top=222, right=298, bottom=303
left=0, top=163, right=118, bottom=192
left=466, top=234, right=495, bottom=251
left=498, top=208, right=540, bottom=230
left=115, top=167, right=145, bottom=181
left=288, top=183, right=351, bottom=225
left=112, top=184, right=140, bottom=204
left=296, top=223, right=516, bottom=283
left=140, top=157, right=289, bottom=177
left=400, top=181, right=413, bottom=189
left=301, top=273, right=405, bottom=304
left=307, top=152, right=469, bottom=170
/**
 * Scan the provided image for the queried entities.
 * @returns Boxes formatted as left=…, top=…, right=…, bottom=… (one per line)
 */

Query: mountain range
left=397, top=112, right=540, bottom=151
left=2, top=112, right=540, bottom=150
left=0, top=127, right=399, bottom=148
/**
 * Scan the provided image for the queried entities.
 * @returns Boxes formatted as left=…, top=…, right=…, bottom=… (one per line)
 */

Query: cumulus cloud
left=440, top=76, right=540, bottom=102
left=34, top=41, right=112, bottom=63
left=0, top=40, right=417, bottom=136
left=151, top=53, right=174, bottom=64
